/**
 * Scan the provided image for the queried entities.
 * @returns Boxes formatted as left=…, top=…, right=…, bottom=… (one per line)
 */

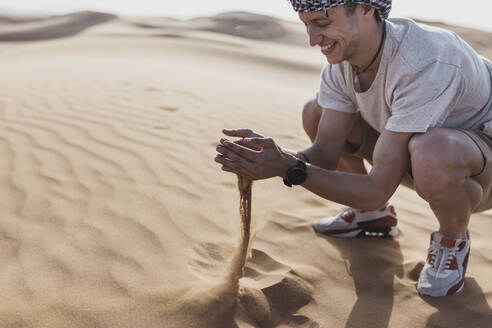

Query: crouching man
left=215, top=0, right=492, bottom=296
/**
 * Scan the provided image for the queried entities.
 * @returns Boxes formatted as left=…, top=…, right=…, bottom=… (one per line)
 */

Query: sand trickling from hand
left=226, top=175, right=253, bottom=293
left=134, top=175, right=255, bottom=328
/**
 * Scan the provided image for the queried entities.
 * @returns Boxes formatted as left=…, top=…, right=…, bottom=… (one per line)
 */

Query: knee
left=408, top=130, right=463, bottom=198
left=302, top=98, right=322, bottom=141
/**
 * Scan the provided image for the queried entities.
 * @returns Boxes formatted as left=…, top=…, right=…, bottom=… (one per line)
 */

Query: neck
left=350, top=21, right=386, bottom=74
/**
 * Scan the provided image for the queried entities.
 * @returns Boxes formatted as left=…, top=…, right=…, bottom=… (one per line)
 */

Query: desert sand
left=0, top=10, right=491, bottom=328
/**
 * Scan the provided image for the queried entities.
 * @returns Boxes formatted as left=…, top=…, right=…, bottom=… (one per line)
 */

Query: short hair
left=343, top=3, right=382, bottom=23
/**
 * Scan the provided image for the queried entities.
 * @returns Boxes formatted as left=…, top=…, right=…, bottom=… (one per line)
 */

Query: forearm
left=284, top=144, right=339, bottom=170
left=216, top=128, right=409, bottom=211
left=301, top=164, right=392, bottom=210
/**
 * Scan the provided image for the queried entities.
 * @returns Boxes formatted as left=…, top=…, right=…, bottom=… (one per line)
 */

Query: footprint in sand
left=159, top=106, right=178, bottom=112
left=239, top=248, right=317, bottom=327
left=186, top=243, right=316, bottom=327
left=145, top=86, right=164, bottom=92
left=153, top=125, right=170, bottom=130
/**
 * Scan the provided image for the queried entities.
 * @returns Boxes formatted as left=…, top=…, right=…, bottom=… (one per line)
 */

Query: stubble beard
left=341, top=34, right=361, bottom=65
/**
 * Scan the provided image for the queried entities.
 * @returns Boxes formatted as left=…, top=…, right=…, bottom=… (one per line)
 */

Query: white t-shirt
left=316, top=18, right=492, bottom=135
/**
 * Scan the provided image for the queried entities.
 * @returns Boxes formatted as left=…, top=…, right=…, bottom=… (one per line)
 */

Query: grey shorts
left=351, top=113, right=492, bottom=213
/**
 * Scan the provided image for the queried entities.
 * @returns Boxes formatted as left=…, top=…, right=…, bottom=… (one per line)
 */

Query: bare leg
left=302, top=98, right=367, bottom=174
left=409, top=129, right=484, bottom=238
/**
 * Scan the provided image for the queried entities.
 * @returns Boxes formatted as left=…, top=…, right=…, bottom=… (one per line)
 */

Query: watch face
left=289, top=168, right=306, bottom=185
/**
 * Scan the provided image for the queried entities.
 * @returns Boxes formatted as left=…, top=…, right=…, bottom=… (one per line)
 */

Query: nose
left=307, top=26, right=322, bottom=47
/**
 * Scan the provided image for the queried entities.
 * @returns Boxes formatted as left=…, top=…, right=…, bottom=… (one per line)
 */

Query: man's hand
left=215, top=129, right=296, bottom=180
left=222, top=128, right=264, bottom=151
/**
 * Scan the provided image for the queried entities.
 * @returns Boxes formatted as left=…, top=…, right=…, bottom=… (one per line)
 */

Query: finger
left=222, top=128, right=262, bottom=138
left=235, top=138, right=263, bottom=151
left=215, top=154, right=236, bottom=165
left=215, top=148, right=258, bottom=174
left=215, top=155, right=240, bottom=173
left=215, top=155, right=254, bottom=178
left=221, top=164, right=235, bottom=173
left=242, top=137, right=276, bottom=149
left=219, top=139, right=260, bottom=162
left=216, top=144, right=254, bottom=166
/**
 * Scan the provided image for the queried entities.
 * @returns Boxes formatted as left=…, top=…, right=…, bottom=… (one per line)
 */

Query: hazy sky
left=3, top=0, right=492, bottom=32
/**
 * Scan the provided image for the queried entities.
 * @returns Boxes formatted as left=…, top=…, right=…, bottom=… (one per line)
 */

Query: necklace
left=354, top=21, right=386, bottom=75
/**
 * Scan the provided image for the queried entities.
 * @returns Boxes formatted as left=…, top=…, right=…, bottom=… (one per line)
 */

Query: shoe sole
left=329, top=225, right=398, bottom=238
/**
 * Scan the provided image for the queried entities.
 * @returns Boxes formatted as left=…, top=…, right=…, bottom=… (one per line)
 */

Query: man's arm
left=227, top=102, right=356, bottom=170
left=215, top=129, right=413, bottom=210
left=296, top=106, right=356, bottom=170
left=301, top=130, right=413, bottom=209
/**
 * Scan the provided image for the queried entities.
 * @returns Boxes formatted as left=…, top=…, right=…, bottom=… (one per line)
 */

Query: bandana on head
left=289, top=0, right=392, bottom=19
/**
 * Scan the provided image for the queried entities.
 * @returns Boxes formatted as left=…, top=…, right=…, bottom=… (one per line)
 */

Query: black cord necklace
left=354, top=21, right=386, bottom=75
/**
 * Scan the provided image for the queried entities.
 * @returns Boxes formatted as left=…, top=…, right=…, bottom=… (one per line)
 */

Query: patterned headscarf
left=289, top=0, right=392, bottom=20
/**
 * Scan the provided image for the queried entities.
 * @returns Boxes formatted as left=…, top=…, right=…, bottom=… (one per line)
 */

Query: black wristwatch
left=283, top=159, right=307, bottom=187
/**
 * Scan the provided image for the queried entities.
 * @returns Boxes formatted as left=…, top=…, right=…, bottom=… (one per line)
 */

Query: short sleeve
left=316, top=64, right=356, bottom=113
left=386, top=61, right=465, bottom=133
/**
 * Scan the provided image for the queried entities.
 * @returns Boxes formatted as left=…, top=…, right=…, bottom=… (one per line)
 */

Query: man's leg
left=408, top=129, right=484, bottom=238
left=302, top=98, right=367, bottom=174
left=409, top=128, right=485, bottom=296
left=303, top=99, right=397, bottom=237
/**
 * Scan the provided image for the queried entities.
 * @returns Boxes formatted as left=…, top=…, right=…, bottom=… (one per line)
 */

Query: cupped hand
left=215, top=130, right=296, bottom=180
left=222, top=128, right=264, bottom=151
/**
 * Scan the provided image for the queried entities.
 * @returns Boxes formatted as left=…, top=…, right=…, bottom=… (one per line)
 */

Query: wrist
left=279, top=154, right=298, bottom=178
left=297, top=151, right=310, bottom=164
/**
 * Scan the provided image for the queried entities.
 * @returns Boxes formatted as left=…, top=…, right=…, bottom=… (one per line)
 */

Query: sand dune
left=0, top=11, right=116, bottom=41
left=0, top=10, right=491, bottom=328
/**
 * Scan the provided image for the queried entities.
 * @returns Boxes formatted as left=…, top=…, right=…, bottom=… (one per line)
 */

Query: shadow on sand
left=319, top=234, right=404, bottom=328
left=422, top=277, right=492, bottom=328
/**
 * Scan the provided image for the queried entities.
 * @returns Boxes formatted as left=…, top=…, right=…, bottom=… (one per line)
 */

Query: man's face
left=299, top=5, right=362, bottom=64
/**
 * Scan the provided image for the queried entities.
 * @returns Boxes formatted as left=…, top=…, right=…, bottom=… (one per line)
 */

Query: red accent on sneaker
left=363, top=216, right=397, bottom=230
left=457, top=241, right=466, bottom=251
left=341, top=211, right=355, bottom=223
left=446, top=279, right=464, bottom=295
left=427, top=253, right=436, bottom=265
left=446, top=257, right=458, bottom=270
left=440, top=237, right=456, bottom=249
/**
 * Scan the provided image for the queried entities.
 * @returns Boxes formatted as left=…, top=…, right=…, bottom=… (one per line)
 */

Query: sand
left=0, top=10, right=491, bottom=328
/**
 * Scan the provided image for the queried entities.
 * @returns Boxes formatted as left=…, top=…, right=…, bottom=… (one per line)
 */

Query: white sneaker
left=313, top=203, right=398, bottom=238
left=417, top=231, right=470, bottom=297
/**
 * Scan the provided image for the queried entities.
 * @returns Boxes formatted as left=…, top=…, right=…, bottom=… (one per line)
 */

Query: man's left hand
left=215, top=131, right=296, bottom=180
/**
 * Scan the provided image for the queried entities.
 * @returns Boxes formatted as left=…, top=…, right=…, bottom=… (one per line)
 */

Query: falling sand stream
left=142, top=175, right=255, bottom=328
left=226, top=175, right=253, bottom=293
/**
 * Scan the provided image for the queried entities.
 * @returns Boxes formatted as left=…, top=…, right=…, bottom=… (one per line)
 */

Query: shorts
left=459, top=130, right=492, bottom=213
left=350, top=112, right=492, bottom=213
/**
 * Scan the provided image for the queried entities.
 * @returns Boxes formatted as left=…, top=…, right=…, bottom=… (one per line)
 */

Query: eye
left=315, top=21, right=330, bottom=27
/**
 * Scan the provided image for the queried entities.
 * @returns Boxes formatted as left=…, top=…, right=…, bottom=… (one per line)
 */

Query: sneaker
left=417, top=231, right=470, bottom=297
left=313, top=203, right=398, bottom=238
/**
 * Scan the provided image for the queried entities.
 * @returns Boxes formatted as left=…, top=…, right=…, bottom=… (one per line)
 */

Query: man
left=215, top=0, right=492, bottom=297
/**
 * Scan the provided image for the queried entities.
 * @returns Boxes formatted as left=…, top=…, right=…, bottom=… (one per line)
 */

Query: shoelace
left=428, top=242, right=458, bottom=280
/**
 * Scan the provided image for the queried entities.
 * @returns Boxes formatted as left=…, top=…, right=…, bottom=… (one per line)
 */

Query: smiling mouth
left=321, top=41, right=336, bottom=51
